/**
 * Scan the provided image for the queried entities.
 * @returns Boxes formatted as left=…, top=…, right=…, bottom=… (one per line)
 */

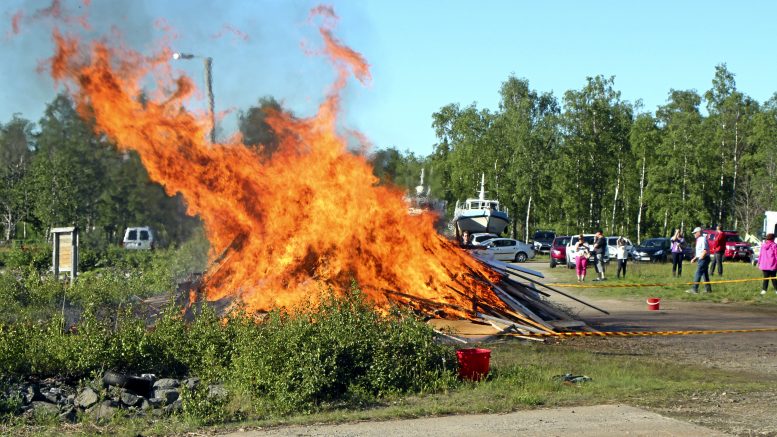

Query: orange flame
left=45, top=5, right=507, bottom=317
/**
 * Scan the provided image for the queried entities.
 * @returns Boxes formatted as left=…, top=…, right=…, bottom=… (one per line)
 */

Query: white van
left=122, top=226, right=156, bottom=250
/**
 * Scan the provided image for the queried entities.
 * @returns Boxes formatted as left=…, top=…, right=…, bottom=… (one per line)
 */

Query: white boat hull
left=454, top=211, right=509, bottom=235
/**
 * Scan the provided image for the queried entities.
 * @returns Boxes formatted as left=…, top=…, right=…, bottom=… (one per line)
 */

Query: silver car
left=478, top=238, right=535, bottom=263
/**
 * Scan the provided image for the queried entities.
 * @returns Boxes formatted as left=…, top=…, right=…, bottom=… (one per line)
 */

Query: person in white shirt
left=688, top=227, right=712, bottom=293
left=616, top=237, right=628, bottom=279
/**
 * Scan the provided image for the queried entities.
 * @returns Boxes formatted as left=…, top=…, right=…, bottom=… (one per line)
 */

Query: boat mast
left=478, top=173, right=486, bottom=201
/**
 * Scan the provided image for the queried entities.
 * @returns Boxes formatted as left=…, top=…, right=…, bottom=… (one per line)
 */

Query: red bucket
left=646, top=297, right=661, bottom=311
left=456, top=348, right=491, bottom=381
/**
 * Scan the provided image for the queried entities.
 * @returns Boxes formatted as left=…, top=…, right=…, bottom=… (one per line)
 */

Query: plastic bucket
left=456, top=348, right=491, bottom=381
left=646, top=297, right=661, bottom=311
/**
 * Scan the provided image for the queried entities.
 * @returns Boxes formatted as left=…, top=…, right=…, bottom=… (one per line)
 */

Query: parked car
left=476, top=238, right=535, bottom=262
left=122, top=226, right=156, bottom=250
left=470, top=233, right=500, bottom=246
left=549, top=235, right=571, bottom=268
left=532, top=230, right=556, bottom=253
left=633, top=238, right=671, bottom=262
left=565, top=234, right=598, bottom=268
left=607, top=236, right=635, bottom=260
left=701, top=229, right=754, bottom=262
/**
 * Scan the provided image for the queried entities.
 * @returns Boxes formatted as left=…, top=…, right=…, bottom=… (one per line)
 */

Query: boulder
left=152, top=378, right=180, bottom=390
left=88, top=400, right=117, bottom=423
left=19, top=384, right=36, bottom=405
left=59, top=406, right=77, bottom=423
left=184, top=377, right=200, bottom=390
left=75, top=387, right=99, bottom=409
left=29, top=401, right=59, bottom=418
left=153, top=388, right=179, bottom=404
left=163, top=399, right=183, bottom=415
left=43, top=387, right=62, bottom=404
left=120, top=390, right=141, bottom=407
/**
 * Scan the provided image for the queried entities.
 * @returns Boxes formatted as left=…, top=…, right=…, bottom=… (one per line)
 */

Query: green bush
left=229, top=289, right=457, bottom=414
left=0, top=243, right=49, bottom=272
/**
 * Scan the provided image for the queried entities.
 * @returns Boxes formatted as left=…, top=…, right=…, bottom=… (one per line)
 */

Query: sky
left=2, top=0, right=777, bottom=157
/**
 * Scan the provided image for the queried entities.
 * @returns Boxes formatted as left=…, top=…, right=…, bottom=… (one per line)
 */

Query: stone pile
left=3, top=372, right=227, bottom=423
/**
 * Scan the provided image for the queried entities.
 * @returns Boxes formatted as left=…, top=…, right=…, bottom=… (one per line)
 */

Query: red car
left=701, top=229, right=754, bottom=262
left=549, top=235, right=571, bottom=268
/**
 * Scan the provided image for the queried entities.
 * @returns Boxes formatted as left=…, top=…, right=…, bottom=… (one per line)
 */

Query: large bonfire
left=32, top=2, right=508, bottom=317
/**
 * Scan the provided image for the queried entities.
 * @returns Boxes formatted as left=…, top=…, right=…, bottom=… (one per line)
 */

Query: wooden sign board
left=51, top=227, right=78, bottom=283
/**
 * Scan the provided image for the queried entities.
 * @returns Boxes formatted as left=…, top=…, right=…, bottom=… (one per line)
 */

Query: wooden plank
left=548, top=320, right=587, bottom=329
left=492, top=285, right=555, bottom=332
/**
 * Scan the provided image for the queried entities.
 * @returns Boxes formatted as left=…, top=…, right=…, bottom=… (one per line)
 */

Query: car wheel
left=515, top=252, right=527, bottom=263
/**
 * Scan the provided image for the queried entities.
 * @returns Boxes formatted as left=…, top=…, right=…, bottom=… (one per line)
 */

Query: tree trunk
left=732, top=114, right=740, bottom=229
left=611, top=157, right=622, bottom=235
left=637, top=157, right=646, bottom=244
left=525, top=195, right=532, bottom=242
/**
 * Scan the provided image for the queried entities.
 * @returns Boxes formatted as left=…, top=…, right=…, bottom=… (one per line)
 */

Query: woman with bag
left=759, top=233, right=777, bottom=295
left=575, top=234, right=590, bottom=282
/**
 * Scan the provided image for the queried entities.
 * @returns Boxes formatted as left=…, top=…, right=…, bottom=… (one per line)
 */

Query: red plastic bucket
left=456, top=348, right=491, bottom=381
left=646, top=297, right=661, bottom=311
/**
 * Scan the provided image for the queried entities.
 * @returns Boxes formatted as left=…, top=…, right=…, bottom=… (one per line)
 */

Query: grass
left=4, top=339, right=773, bottom=436
left=548, top=259, right=772, bottom=304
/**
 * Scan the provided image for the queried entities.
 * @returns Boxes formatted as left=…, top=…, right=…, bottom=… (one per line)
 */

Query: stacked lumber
left=425, top=254, right=607, bottom=343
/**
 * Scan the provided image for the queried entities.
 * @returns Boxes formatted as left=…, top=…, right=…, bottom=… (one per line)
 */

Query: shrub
left=229, top=288, right=456, bottom=414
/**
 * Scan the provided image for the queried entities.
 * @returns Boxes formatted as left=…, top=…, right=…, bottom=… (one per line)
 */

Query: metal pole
left=204, top=57, right=215, bottom=144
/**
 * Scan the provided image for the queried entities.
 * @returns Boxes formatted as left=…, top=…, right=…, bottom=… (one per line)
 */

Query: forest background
left=1, top=63, right=776, bottom=251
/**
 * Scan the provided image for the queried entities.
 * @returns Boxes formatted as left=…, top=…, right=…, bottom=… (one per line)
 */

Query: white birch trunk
left=637, top=157, right=646, bottom=244
left=525, top=195, right=532, bottom=243
left=611, top=157, right=622, bottom=235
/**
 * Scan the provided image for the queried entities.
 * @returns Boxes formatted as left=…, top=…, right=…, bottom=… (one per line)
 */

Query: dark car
left=549, top=235, right=571, bottom=268
left=633, top=238, right=671, bottom=262
left=532, top=230, right=556, bottom=253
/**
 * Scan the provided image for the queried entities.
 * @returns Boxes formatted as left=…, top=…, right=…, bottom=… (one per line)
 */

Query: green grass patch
left=551, top=260, right=771, bottom=303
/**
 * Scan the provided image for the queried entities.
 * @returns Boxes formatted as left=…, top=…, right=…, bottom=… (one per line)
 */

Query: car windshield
left=534, top=232, right=554, bottom=239
left=727, top=235, right=743, bottom=243
left=642, top=239, right=665, bottom=247
left=554, top=237, right=570, bottom=246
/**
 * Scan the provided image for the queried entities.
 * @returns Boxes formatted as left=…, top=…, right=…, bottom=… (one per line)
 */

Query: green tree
left=0, top=115, right=35, bottom=240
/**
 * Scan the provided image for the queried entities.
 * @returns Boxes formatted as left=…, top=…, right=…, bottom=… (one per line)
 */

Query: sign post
left=51, top=227, right=78, bottom=284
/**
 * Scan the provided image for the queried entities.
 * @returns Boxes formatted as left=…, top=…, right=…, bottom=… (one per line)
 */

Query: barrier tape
left=494, top=327, right=777, bottom=338
left=551, top=276, right=769, bottom=288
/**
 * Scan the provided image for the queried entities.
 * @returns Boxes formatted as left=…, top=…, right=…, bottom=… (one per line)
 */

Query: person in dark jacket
left=592, top=230, right=607, bottom=281
left=709, top=225, right=726, bottom=276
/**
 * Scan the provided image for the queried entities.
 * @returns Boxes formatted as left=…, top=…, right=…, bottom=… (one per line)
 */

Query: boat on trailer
left=452, top=174, right=510, bottom=238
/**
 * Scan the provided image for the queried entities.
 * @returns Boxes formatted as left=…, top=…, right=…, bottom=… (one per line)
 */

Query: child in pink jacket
left=758, top=233, right=777, bottom=295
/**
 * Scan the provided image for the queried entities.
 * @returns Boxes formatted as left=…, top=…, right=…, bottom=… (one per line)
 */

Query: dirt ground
left=224, top=262, right=777, bottom=436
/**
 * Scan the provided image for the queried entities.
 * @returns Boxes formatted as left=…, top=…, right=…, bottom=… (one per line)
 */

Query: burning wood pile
left=34, top=1, right=601, bottom=337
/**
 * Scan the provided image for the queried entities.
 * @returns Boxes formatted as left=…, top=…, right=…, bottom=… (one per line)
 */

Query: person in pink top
left=759, top=233, right=777, bottom=295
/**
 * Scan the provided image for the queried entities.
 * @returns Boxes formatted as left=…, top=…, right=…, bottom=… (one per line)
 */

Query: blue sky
left=2, top=0, right=777, bottom=156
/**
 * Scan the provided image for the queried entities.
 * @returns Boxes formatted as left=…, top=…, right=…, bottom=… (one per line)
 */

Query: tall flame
left=44, top=5, right=507, bottom=317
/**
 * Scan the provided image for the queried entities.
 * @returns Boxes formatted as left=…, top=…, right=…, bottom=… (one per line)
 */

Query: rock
left=153, top=388, right=179, bottom=404
left=140, top=399, right=151, bottom=411
left=88, top=400, right=117, bottom=423
left=184, top=377, right=200, bottom=390
left=146, top=397, right=163, bottom=409
left=59, top=406, right=77, bottom=423
left=152, top=378, right=180, bottom=390
left=163, top=399, right=182, bottom=415
left=120, top=390, right=141, bottom=407
left=208, top=384, right=228, bottom=399
left=75, top=387, right=99, bottom=409
left=43, top=387, right=62, bottom=404
left=30, top=401, right=59, bottom=417
left=19, top=384, right=36, bottom=405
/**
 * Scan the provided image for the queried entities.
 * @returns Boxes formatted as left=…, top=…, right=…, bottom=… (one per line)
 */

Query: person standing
left=670, top=228, right=685, bottom=277
left=709, top=225, right=726, bottom=276
left=616, top=237, right=628, bottom=279
left=758, top=233, right=777, bottom=295
left=688, top=227, right=712, bottom=294
left=575, top=234, right=590, bottom=282
left=592, top=230, right=607, bottom=281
